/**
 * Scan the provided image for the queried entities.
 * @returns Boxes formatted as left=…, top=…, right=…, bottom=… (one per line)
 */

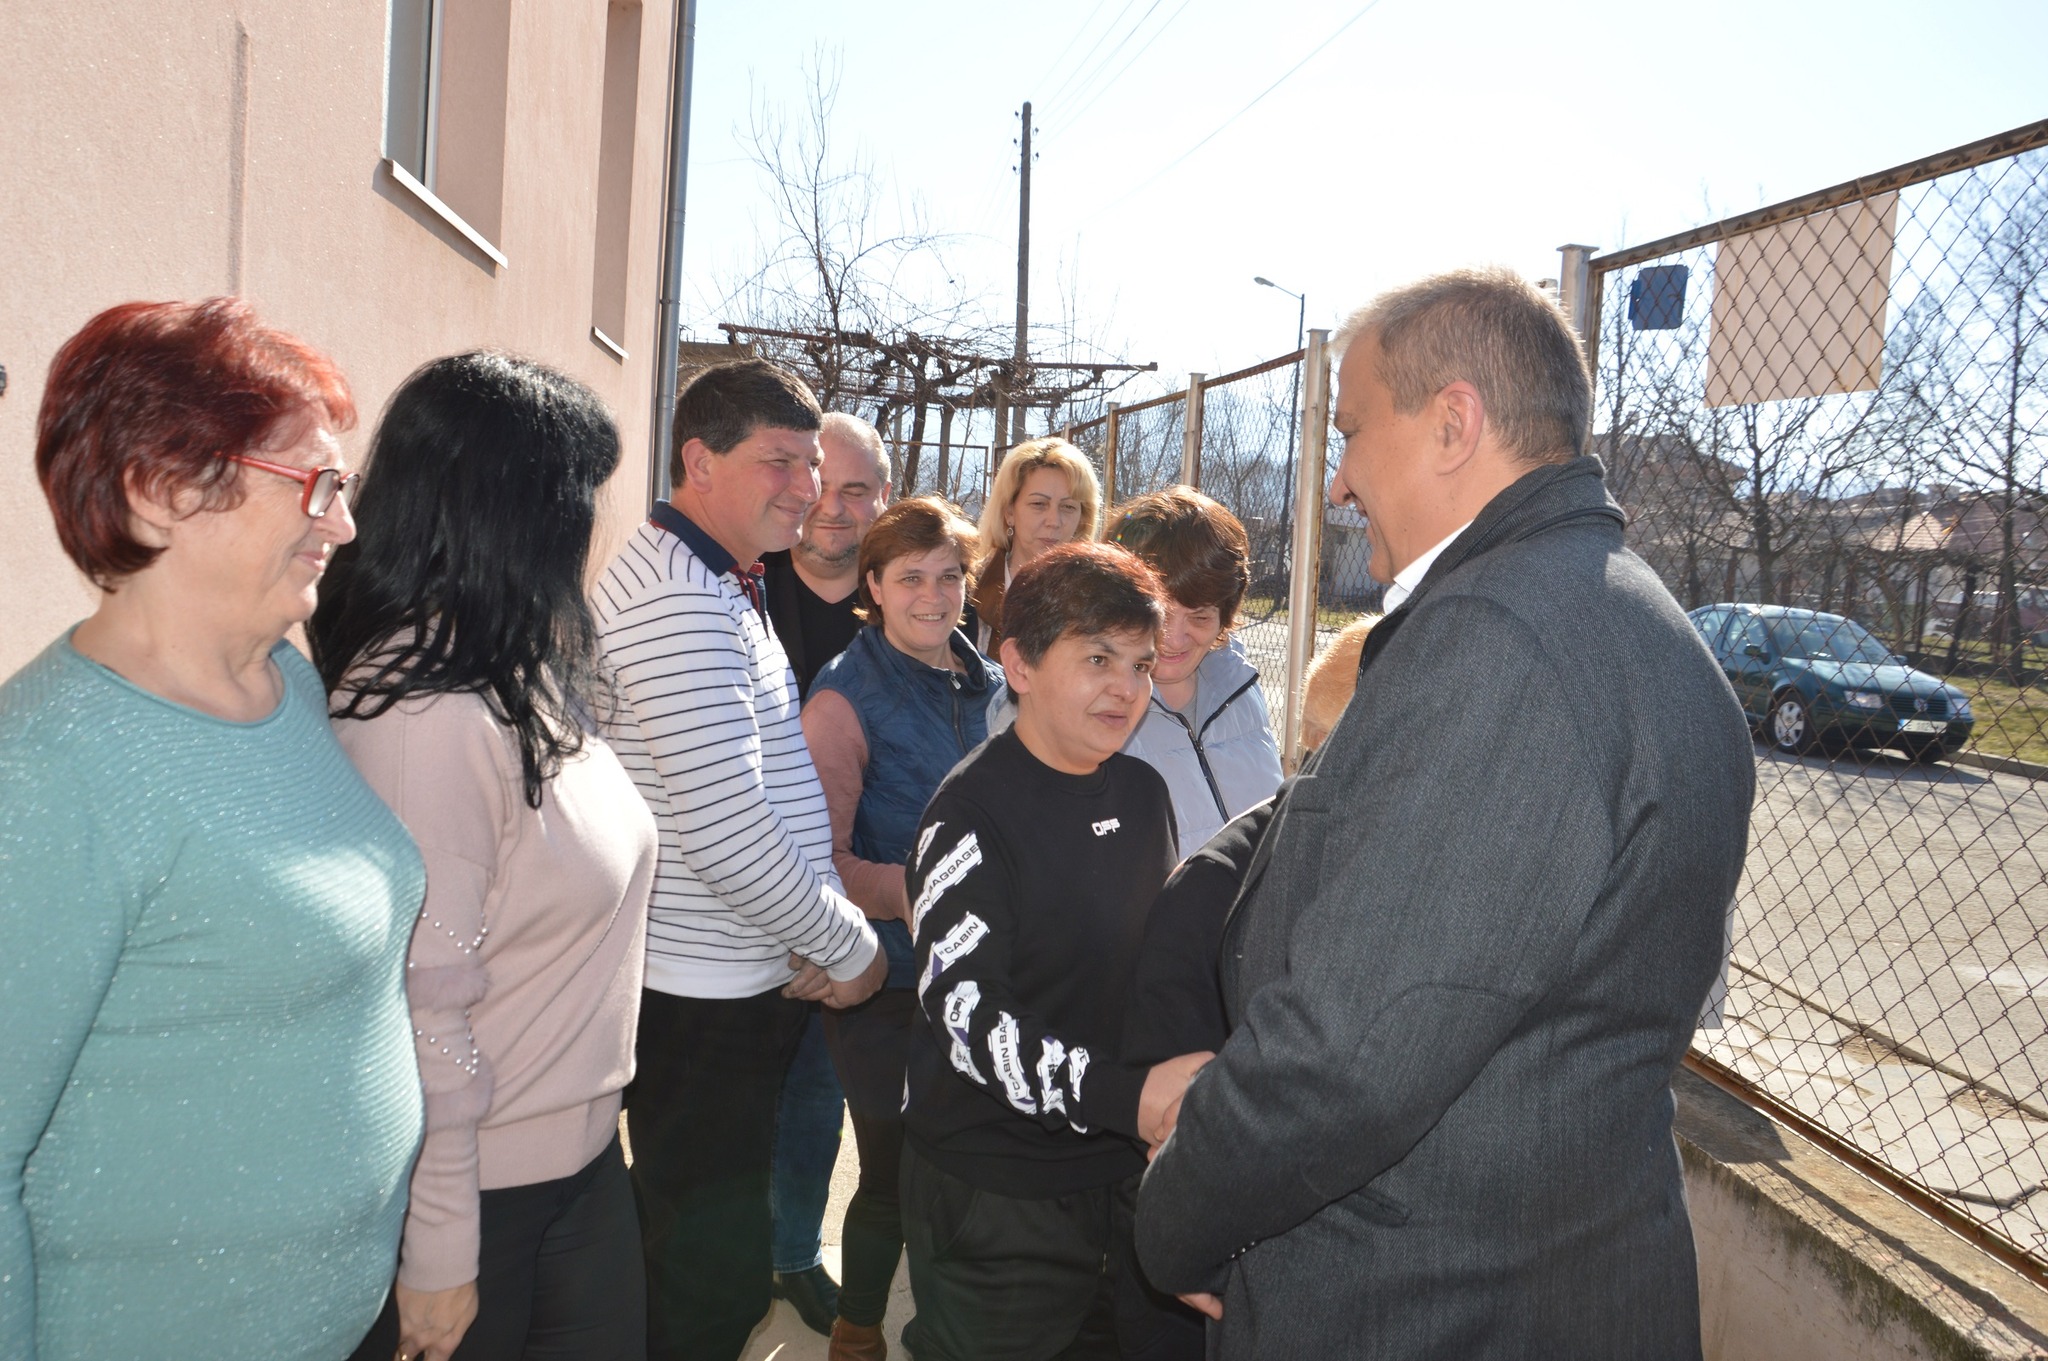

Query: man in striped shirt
left=595, top=359, right=884, bottom=1361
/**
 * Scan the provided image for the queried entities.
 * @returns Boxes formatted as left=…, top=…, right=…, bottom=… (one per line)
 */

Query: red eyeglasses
left=225, top=454, right=362, bottom=518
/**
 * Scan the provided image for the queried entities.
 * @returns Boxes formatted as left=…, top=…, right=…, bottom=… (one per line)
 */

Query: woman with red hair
left=0, top=299, right=427, bottom=1359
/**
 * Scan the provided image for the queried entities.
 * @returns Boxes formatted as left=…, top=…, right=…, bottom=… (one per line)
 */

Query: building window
left=590, top=2, right=643, bottom=359
left=386, top=0, right=441, bottom=184
left=384, top=0, right=510, bottom=261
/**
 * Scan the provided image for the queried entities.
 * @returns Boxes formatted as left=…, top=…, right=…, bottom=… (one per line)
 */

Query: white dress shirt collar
left=1382, top=520, right=1473, bottom=612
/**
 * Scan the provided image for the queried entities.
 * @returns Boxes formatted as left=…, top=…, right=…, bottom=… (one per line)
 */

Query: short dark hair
left=36, top=297, right=355, bottom=588
left=311, top=351, right=620, bottom=808
left=670, top=359, right=821, bottom=484
left=1003, top=541, right=1166, bottom=666
left=856, top=496, right=981, bottom=625
left=1103, top=485, right=1252, bottom=630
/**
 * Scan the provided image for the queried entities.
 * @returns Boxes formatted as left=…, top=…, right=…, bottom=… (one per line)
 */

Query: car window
left=1734, top=616, right=1770, bottom=658
left=1766, top=615, right=1893, bottom=665
left=1692, top=608, right=1730, bottom=654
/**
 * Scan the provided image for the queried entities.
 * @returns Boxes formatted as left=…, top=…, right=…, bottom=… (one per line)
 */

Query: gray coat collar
left=1351, top=457, right=1622, bottom=688
left=1406, top=456, right=1622, bottom=612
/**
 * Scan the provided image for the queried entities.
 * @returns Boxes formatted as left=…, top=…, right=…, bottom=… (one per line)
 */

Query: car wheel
left=1769, top=691, right=1816, bottom=755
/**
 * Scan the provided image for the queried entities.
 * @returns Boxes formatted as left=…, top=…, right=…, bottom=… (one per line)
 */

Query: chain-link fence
left=1587, top=120, right=2048, bottom=1277
left=1063, top=354, right=1388, bottom=723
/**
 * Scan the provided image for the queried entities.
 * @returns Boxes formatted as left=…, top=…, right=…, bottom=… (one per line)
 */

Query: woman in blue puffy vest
left=799, top=495, right=1004, bottom=1360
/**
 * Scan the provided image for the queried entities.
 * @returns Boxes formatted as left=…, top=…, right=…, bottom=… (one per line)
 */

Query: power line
left=1081, top=0, right=1389, bottom=223
left=1043, top=0, right=1198, bottom=141
left=1041, top=0, right=1171, bottom=132
left=1028, top=0, right=1124, bottom=107
left=1039, top=0, right=1147, bottom=111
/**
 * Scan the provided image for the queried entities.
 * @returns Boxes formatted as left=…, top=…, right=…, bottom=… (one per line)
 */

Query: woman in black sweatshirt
left=900, top=542, right=1210, bottom=1361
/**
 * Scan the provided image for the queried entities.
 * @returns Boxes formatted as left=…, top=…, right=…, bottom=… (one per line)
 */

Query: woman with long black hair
left=312, top=352, right=657, bottom=1361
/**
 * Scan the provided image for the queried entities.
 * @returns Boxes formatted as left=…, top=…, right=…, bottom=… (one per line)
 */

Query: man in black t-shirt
left=761, top=411, right=890, bottom=698
left=902, top=542, right=1214, bottom=1361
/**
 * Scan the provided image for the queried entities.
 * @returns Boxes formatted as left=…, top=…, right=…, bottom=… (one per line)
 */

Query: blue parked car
left=1686, top=604, right=1975, bottom=762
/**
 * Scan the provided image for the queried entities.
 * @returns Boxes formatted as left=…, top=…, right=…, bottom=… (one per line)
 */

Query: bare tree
left=721, top=51, right=1002, bottom=415
left=1942, top=162, right=2048, bottom=677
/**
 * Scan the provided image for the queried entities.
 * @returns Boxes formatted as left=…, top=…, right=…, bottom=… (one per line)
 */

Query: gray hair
left=820, top=411, right=891, bottom=488
left=1332, top=266, right=1591, bottom=465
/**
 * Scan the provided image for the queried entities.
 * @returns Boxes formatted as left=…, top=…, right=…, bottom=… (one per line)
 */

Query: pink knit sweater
left=335, top=690, right=656, bottom=1292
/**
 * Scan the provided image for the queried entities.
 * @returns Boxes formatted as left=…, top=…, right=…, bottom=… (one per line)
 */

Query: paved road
left=1737, top=744, right=2048, bottom=1110
left=1709, top=743, right=2048, bottom=1256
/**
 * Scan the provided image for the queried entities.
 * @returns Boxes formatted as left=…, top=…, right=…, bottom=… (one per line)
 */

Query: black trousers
left=625, top=986, right=808, bottom=1361
left=821, top=986, right=916, bottom=1328
left=899, top=1144, right=1205, bottom=1361
left=346, top=1136, right=644, bottom=1361
left=898, top=1146, right=1126, bottom=1361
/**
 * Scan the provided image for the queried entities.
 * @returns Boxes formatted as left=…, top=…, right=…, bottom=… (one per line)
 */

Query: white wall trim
left=381, top=157, right=508, bottom=267
left=590, top=326, right=628, bottom=361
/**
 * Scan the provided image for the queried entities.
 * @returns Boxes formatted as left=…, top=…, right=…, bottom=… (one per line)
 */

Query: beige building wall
left=0, top=0, right=677, bottom=680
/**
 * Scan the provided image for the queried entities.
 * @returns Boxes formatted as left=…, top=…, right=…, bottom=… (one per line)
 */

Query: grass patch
left=1242, top=594, right=1373, bottom=633
left=1959, top=676, right=2048, bottom=766
left=1907, top=633, right=2048, bottom=765
left=1910, top=633, right=2042, bottom=673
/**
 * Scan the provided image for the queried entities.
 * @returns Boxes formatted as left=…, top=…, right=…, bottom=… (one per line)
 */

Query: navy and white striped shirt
left=595, top=514, right=877, bottom=999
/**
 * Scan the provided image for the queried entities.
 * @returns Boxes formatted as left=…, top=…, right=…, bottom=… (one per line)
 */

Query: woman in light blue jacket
left=1108, top=487, right=1284, bottom=855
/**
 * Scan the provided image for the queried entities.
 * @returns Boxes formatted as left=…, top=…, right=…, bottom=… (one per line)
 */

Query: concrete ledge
left=1675, top=1066, right=2048, bottom=1360
left=1954, top=750, right=2048, bottom=782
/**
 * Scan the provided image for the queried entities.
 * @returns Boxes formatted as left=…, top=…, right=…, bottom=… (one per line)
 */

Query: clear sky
left=674, top=0, right=2047, bottom=404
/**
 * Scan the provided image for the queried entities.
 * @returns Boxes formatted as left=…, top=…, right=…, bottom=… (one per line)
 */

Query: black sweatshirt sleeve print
left=909, top=811, right=1147, bottom=1141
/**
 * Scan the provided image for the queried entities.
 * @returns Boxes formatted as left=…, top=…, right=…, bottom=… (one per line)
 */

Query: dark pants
left=901, top=1145, right=1140, bottom=1361
left=626, top=986, right=809, bottom=1361
left=346, top=1136, right=644, bottom=1361
left=770, top=1004, right=844, bottom=1274
left=822, top=987, right=916, bottom=1327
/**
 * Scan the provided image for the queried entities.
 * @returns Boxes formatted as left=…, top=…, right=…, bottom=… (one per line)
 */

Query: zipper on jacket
left=1160, top=673, right=1262, bottom=820
left=949, top=671, right=969, bottom=753
left=1197, top=676, right=1261, bottom=744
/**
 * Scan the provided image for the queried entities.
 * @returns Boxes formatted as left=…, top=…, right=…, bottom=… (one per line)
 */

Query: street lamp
left=1254, top=275, right=1308, bottom=570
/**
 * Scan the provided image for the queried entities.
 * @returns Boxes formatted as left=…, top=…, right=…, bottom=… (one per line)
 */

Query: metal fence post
left=1180, top=373, right=1206, bottom=487
left=1580, top=262, right=1607, bottom=394
left=1280, top=330, right=1330, bottom=771
left=1557, top=243, right=1599, bottom=346
left=1103, top=402, right=1121, bottom=504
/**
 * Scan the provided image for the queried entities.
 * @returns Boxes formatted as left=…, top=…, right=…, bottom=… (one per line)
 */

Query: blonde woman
left=970, top=437, right=1101, bottom=653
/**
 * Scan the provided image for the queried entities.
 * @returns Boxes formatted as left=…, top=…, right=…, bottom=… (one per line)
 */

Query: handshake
left=1138, top=1049, right=1214, bottom=1154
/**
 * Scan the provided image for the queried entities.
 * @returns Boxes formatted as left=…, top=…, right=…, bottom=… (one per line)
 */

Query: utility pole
left=1011, top=100, right=1033, bottom=448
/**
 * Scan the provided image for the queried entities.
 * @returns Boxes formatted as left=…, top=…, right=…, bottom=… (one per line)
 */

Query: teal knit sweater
left=0, top=635, right=426, bottom=1360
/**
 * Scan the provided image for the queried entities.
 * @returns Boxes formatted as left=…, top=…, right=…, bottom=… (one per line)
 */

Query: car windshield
left=1767, top=615, right=1894, bottom=665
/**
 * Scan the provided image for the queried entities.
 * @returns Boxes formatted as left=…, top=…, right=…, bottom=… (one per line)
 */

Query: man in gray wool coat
left=1133, top=266, right=1756, bottom=1359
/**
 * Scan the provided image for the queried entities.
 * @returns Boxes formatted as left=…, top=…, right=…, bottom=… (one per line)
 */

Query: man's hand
left=823, top=944, right=888, bottom=1010
left=1178, top=1291, right=1223, bottom=1321
left=1139, top=1050, right=1214, bottom=1148
left=394, top=1280, right=478, bottom=1361
left=782, top=953, right=832, bottom=1002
